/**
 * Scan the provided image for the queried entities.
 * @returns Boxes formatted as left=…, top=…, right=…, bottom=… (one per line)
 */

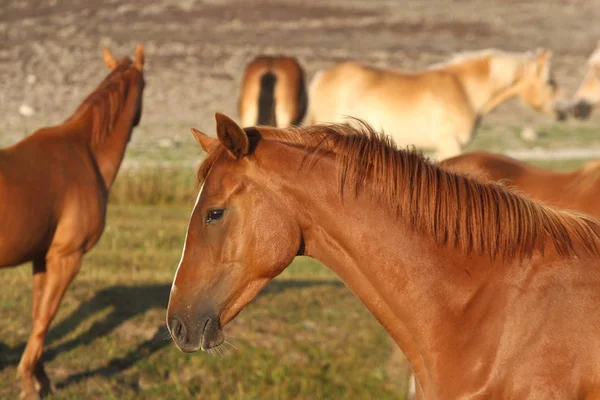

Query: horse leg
left=275, top=103, right=294, bottom=128
left=30, top=259, right=54, bottom=396
left=17, top=252, right=82, bottom=399
left=434, top=136, right=462, bottom=161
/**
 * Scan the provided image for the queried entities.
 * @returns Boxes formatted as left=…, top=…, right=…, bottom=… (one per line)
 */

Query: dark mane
left=67, top=59, right=142, bottom=146
left=198, top=122, right=600, bottom=261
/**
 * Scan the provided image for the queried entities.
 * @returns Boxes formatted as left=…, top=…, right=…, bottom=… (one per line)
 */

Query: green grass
left=109, top=167, right=198, bottom=206
left=0, top=204, right=409, bottom=399
left=464, top=123, right=600, bottom=153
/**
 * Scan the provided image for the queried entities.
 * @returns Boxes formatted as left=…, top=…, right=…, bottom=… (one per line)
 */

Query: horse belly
left=0, top=188, right=55, bottom=267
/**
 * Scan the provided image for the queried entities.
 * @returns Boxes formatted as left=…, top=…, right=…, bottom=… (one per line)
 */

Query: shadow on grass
left=1, top=278, right=343, bottom=390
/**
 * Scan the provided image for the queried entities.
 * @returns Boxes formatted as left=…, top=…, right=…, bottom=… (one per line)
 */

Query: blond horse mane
left=199, top=122, right=600, bottom=261
left=67, top=59, right=142, bottom=146
left=428, top=48, right=533, bottom=69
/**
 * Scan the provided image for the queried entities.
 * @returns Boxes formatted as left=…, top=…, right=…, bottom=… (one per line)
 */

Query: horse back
left=306, top=61, right=473, bottom=140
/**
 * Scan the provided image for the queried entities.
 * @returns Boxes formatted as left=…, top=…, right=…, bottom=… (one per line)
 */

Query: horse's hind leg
left=17, top=252, right=82, bottom=399
left=30, top=259, right=54, bottom=396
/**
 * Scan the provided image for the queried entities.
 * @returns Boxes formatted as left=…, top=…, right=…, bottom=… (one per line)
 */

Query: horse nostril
left=169, top=316, right=187, bottom=345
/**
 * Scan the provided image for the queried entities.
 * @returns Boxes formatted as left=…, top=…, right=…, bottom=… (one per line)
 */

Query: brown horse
left=306, top=48, right=563, bottom=159
left=571, top=40, right=600, bottom=119
left=441, top=151, right=600, bottom=219
left=167, top=114, right=600, bottom=399
left=0, top=45, right=145, bottom=399
left=238, top=55, right=307, bottom=128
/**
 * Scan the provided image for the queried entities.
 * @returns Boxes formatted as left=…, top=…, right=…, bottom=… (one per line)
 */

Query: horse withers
left=167, top=114, right=600, bottom=398
left=307, top=48, right=564, bottom=159
left=0, top=45, right=145, bottom=399
left=238, top=55, right=307, bottom=128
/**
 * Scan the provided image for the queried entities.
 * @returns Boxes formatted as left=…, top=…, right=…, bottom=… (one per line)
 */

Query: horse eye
left=205, top=209, right=224, bottom=224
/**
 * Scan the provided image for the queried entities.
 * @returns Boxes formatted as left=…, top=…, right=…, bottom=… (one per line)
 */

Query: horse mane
left=66, top=59, right=142, bottom=146
left=428, top=48, right=533, bottom=71
left=198, top=122, right=600, bottom=261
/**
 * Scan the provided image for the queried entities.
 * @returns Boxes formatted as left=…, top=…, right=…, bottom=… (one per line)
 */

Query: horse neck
left=446, top=55, right=521, bottom=115
left=86, top=85, right=141, bottom=189
left=261, top=141, right=512, bottom=394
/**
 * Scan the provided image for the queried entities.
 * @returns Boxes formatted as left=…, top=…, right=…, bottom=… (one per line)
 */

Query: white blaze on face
left=171, top=183, right=205, bottom=296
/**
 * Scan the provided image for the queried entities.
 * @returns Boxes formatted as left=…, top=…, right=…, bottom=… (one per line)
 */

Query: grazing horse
left=167, top=113, right=600, bottom=399
left=0, top=45, right=145, bottom=399
left=441, top=151, right=600, bottom=219
left=238, top=55, right=307, bottom=128
left=306, top=49, right=563, bottom=159
left=571, top=40, right=600, bottom=119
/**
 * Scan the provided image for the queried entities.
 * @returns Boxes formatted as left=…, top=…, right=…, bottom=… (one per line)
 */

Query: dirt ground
left=2, top=0, right=600, bottom=157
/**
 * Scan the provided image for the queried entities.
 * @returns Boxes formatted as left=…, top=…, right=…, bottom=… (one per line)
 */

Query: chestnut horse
left=571, top=40, right=600, bottom=119
left=441, top=151, right=600, bottom=219
left=0, top=45, right=145, bottom=399
left=167, top=114, right=600, bottom=399
left=306, top=48, right=563, bottom=159
left=238, top=55, right=307, bottom=128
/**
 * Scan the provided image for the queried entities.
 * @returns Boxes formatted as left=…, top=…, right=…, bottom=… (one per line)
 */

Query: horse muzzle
left=571, top=100, right=593, bottom=120
left=168, top=313, right=224, bottom=353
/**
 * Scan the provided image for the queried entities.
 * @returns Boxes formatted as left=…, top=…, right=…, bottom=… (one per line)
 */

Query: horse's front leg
left=434, top=136, right=462, bottom=161
left=16, top=252, right=82, bottom=399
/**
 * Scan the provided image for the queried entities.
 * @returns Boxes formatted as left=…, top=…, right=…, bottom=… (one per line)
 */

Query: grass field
left=2, top=121, right=599, bottom=399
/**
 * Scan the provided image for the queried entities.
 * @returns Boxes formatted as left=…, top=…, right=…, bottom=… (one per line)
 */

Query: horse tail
left=257, top=71, right=277, bottom=126
left=292, top=69, right=308, bottom=126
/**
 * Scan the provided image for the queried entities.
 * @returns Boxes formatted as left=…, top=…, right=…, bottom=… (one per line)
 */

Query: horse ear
left=535, top=48, right=551, bottom=64
left=215, top=113, right=249, bottom=159
left=535, top=49, right=551, bottom=74
left=133, top=44, right=145, bottom=72
left=190, top=128, right=219, bottom=153
left=103, top=46, right=117, bottom=70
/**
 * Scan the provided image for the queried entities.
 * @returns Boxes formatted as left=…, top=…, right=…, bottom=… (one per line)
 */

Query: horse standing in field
left=571, top=40, right=600, bottom=119
left=441, top=151, right=600, bottom=219
left=0, top=45, right=145, bottom=399
left=167, top=113, right=600, bottom=399
left=306, top=48, right=564, bottom=159
left=238, top=55, right=307, bottom=128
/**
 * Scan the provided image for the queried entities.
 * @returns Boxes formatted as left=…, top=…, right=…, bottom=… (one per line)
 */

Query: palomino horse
left=238, top=55, right=307, bottom=127
left=167, top=114, right=600, bottom=399
left=571, top=40, right=600, bottom=119
left=441, top=151, right=600, bottom=219
left=0, top=45, right=145, bottom=399
left=306, top=48, right=563, bottom=159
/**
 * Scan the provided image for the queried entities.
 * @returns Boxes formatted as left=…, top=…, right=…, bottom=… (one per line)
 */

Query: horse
left=167, top=113, right=600, bottom=399
left=238, top=55, right=307, bottom=128
left=306, top=48, right=564, bottom=160
left=0, top=45, right=145, bottom=399
left=441, top=150, right=600, bottom=219
left=571, top=40, right=600, bottom=119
